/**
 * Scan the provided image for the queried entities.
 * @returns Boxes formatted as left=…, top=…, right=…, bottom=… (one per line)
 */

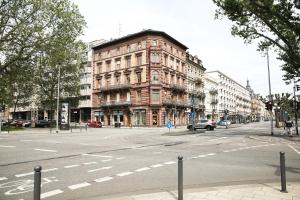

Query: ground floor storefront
left=92, top=106, right=187, bottom=127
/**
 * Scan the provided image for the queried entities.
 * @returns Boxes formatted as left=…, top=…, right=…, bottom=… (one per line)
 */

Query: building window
left=115, top=76, right=120, bottom=85
left=106, top=78, right=111, bottom=87
left=125, top=56, right=131, bottom=68
left=97, top=62, right=102, bottom=74
left=127, top=92, right=130, bottom=101
left=152, top=40, right=157, bottom=46
left=136, top=90, right=142, bottom=102
left=126, top=74, right=130, bottom=84
left=165, top=73, right=168, bottom=83
left=127, top=45, right=131, bottom=52
left=176, top=60, right=180, bottom=71
left=136, top=73, right=142, bottom=84
left=164, top=54, right=168, bottom=66
left=116, top=93, right=120, bottom=102
left=151, top=89, right=160, bottom=102
left=106, top=61, right=111, bottom=72
left=106, top=94, right=110, bottom=102
left=151, top=53, right=160, bottom=63
left=171, top=75, right=174, bottom=84
left=137, top=42, right=142, bottom=49
left=170, top=57, right=174, bottom=69
left=115, top=59, right=121, bottom=70
left=177, top=77, right=180, bottom=84
left=107, top=50, right=110, bottom=57
left=136, top=54, right=142, bottom=66
left=152, top=71, right=159, bottom=84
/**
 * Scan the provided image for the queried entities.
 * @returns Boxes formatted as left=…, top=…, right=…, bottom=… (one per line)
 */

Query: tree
left=0, top=0, right=86, bottom=119
left=213, top=0, right=300, bottom=80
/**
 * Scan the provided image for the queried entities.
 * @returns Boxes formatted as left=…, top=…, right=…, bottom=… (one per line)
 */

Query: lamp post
left=266, top=48, right=274, bottom=135
left=56, top=65, right=61, bottom=133
left=293, top=79, right=299, bottom=135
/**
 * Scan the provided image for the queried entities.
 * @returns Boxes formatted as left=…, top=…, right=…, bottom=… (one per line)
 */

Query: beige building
left=204, top=73, right=219, bottom=119
left=186, top=53, right=206, bottom=121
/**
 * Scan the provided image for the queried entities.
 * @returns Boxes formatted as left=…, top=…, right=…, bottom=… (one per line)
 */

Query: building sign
left=61, top=102, right=69, bottom=124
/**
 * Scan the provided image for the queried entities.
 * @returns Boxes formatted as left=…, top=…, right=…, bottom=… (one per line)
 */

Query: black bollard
left=34, top=165, right=42, bottom=200
left=178, top=156, right=183, bottom=200
left=280, top=152, right=287, bottom=193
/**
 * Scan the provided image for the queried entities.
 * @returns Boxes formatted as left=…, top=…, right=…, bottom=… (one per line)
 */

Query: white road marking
left=68, top=182, right=91, bottom=190
left=151, top=164, right=163, bottom=168
left=83, top=161, right=98, bottom=165
left=41, top=189, right=63, bottom=199
left=64, top=165, right=79, bottom=168
left=208, top=137, right=227, bottom=142
left=164, top=161, right=176, bottom=165
left=79, top=143, right=91, bottom=146
left=43, top=168, right=58, bottom=173
left=34, top=148, right=57, bottom=152
left=101, top=159, right=112, bottom=162
left=0, top=145, right=16, bottom=148
left=15, top=172, right=33, bottom=177
left=206, top=153, right=216, bottom=156
left=82, top=153, right=112, bottom=158
left=15, top=168, right=58, bottom=177
left=0, top=177, right=7, bottom=181
left=288, top=144, right=300, bottom=154
left=116, top=157, right=125, bottom=160
left=223, top=150, right=230, bottom=153
left=95, top=176, right=114, bottom=183
left=117, top=172, right=133, bottom=177
left=20, top=139, right=33, bottom=142
left=198, top=155, right=207, bottom=158
left=88, top=166, right=112, bottom=173
left=135, top=167, right=150, bottom=172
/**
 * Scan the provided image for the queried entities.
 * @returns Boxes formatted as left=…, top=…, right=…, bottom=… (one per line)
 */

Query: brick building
left=92, top=30, right=188, bottom=127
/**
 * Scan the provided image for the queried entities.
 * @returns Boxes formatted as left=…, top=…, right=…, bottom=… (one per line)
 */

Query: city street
left=0, top=122, right=299, bottom=200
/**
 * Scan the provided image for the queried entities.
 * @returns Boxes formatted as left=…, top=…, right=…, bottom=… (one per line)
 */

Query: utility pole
left=266, top=48, right=274, bottom=135
left=293, top=79, right=299, bottom=135
left=56, top=65, right=61, bottom=133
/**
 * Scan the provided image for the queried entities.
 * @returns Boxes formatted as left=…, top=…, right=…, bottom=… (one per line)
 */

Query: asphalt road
left=0, top=122, right=299, bottom=200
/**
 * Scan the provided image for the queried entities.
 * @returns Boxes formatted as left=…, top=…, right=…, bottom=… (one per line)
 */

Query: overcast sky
left=71, top=0, right=294, bottom=97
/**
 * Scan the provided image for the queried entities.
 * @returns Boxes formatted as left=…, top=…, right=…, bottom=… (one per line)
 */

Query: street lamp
left=285, top=78, right=299, bottom=136
left=266, top=48, right=274, bottom=135
left=56, top=65, right=61, bottom=133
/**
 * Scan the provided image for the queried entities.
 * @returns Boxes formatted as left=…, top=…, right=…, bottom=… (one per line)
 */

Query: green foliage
left=213, top=0, right=300, bottom=80
left=0, top=0, right=87, bottom=114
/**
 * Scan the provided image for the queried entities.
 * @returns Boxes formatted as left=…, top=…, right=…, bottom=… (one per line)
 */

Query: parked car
left=217, top=120, right=231, bottom=128
left=88, top=121, right=102, bottom=128
left=187, top=119, right=216, bottom=131
left=22, top=120, right=31, bottom=127
left=35, top=120, right=50, bottom=128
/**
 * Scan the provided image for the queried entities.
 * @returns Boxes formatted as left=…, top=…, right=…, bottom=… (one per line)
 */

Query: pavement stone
left=104, top=182, right=300, bottom=200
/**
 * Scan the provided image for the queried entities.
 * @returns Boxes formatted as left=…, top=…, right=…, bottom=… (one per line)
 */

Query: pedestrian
left=285, top=117, right=293, bottom=136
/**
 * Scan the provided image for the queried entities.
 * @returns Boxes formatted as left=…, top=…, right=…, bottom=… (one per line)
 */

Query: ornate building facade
left=92, top=30, right=188, bottom=127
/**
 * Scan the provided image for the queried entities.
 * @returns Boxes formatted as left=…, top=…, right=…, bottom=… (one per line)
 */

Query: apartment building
left=205, top=71, right=251, bottom=122
left=92, top=30, right=188, bottom=127
left=204, top=73, right=219, bottom=119
left=186, top=53, right=206, bottom=121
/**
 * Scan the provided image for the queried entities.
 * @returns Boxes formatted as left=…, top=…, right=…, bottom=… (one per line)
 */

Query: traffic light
left=297, top=101, right=300, bottom=110
left=265, top=101, right=273, bottom=111
left=296, top=85, right=300, bottom=91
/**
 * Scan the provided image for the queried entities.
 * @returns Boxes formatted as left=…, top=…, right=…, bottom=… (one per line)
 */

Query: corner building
left=92, top=30, right=188, bottom=127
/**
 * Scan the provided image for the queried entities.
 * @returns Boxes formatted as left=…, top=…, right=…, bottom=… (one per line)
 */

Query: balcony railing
left=170, top=84, right=186, bottom=92
left=162, top=99, right=187, bottom=107
left=100, top=101, right=132, bottom=107
left=99, top=84, right=131, bottom=92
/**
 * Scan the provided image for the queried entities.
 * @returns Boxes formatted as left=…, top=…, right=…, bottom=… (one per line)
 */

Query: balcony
left=98, top=84, right=131, bottom=92
left=162, top=99, right=187, bottom=107
left=169, top=84, right=186, bottom=92
left=100, top=101, right=132, bottom=108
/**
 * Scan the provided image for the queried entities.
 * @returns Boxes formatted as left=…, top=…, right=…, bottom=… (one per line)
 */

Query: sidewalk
left=104, top=182, right=300, bottom=200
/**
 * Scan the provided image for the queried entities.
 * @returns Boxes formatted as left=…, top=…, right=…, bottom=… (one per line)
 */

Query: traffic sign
left=166, top=121, right=172, bottom=129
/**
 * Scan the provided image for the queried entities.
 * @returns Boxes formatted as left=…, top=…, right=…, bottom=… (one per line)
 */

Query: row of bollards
left=32, top=152, right=287, bottom=200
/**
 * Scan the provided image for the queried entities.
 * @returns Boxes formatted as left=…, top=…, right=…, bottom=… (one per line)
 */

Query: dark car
left=35, top=120, right=50, bottom=128
left=187, top=119, right=216, bottom=131
left=88, top=121, right=102, bottom=128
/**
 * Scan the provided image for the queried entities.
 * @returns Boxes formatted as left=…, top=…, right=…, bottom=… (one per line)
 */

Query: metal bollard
left=280, top=152, right=287, bottom=192
left=178, top=155, right=183, bottom=200
left=34, top=165, right=42, bottom=200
